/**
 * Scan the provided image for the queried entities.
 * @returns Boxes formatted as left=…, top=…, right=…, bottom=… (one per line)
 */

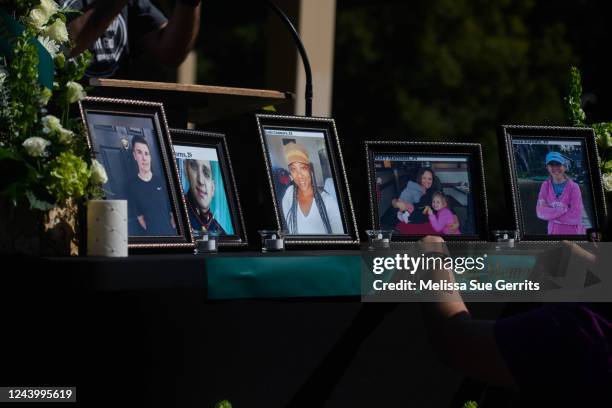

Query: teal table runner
left=206, top=254, right=362, bottom=299
left=205, top=252, right=537, bottom=300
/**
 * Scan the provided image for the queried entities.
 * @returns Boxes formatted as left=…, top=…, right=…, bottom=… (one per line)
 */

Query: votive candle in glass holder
left=259, top=230, right=286, bottom=252
left=491, top=230, right=516, bottom=250
left=365, top=229, right=393, bottom=250
left=194, top=230, right=219, bottom=254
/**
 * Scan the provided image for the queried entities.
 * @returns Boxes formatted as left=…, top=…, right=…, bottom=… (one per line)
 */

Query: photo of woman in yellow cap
left=279, top=141, right=344, bottom=234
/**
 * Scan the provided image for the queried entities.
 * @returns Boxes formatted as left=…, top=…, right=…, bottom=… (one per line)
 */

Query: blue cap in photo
left=545, top=151, right=570, bottom=169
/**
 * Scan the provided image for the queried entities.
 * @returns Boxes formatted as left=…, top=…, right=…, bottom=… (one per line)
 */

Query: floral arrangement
left=0, top=0, right=106, bottom=211
left=565, top=66, right=612, bottom=193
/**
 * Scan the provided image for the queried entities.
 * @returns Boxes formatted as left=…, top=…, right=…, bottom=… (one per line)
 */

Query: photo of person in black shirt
left=128, top=135, right=176, bottom=235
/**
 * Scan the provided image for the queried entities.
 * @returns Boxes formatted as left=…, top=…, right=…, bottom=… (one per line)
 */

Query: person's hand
left=394, top=199, right=409, bottom=212
left=423, top=206, right=432, bottom=215
left=446, top=215, right=460, bottom=232
left=417, top=235, right=449, bottom=257
left=137, top=215, right=147, bottom=230
left=551, top=201, right=567, bottom=210
left=406, top=202, right=414, bottom=213
left=532, top=240, right=596, bottom=280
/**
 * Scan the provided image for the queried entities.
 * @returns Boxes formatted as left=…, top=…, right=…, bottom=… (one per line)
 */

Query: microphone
left=264, top=0, right=313, bottom=117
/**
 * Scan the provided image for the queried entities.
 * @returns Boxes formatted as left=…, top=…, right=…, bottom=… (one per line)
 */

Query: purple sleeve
left=494, top=305, right=611, bottom=404
left=428, top=210, right=451, bottom=232
left=557, top=181, right=584, bottom=225
left=536, top=181, right=567, bottom=221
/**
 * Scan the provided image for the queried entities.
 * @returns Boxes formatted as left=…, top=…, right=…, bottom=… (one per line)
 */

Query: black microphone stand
left=265, top=0, right=313, bottom=117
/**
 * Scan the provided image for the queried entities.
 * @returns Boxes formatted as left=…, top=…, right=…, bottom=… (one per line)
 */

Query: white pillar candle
left=87, top=200, right=128, bottom=257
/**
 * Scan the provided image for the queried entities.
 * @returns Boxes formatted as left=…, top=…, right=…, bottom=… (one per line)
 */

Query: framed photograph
left=365, top=141, right=489, bottom=241
left=79, top=97, right=193, bottom=249
left=170, top=128, right=247, bottom=247
left=500, top=125, right=606, bottom=241
left=255, top=114, right=359, bottom=246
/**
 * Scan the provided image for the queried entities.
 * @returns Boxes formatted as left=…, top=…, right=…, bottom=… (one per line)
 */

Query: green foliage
left=593, top=121, right=612, bottom=181
left=0, top=1, right=101, bottom=210
left=214, top=400, right=232, bottom=408
left=46, top=151, right=90, bottom=202
left=462, top=401, right=478, bottom=408
left=53, top=50, right=91, bottom=108
left=7, top=30, right=40, bottom=141
left=564, top=66, right=586, bottom=126
left=564, top=66, right=612, bottom=188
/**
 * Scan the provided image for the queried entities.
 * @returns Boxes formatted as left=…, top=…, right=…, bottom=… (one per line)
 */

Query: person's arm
left=68, top=0, right=130, bottom=57
left=392, top=198, right=413, bottom=213
left=139, top=1, right=200, bottom=67
left=427, top=212, right=446, bottom=233
left=446, top=214, right=460, bottom=232
left=418, top=236, right=517, bottom=388
left=536, top=181, right=567, bottom=221
left=556, top=182, right=584, bottom=225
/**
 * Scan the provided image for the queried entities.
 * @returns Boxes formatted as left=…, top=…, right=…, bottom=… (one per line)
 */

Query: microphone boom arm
left=265, top=0, right=313, bottom=117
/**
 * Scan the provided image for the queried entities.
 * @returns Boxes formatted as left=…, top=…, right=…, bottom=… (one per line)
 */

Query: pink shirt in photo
left=428, top=207, right=460, bottom=235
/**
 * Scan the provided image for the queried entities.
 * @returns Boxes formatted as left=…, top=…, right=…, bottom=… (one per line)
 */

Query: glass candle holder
left=194, top=230, right=219, bottom=254
left=365, top=229, right=393, bottom=250
left=491, top=230, right=516, bottom=249
left=259, top=230, right=286, bottom=252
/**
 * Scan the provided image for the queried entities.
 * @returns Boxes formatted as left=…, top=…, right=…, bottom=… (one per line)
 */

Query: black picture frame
left=365, top=141, right=489, bottom=242
left=500, top=125, right=606, bottom=242
left=255, top=114, right=359, bottom=246
left=170, top=128, right=248, bottom=247
left=79, top=97, right=193, bottom=250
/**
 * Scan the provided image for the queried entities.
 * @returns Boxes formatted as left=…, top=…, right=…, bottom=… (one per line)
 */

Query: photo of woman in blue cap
left=535, top=151, right=586, bottom=235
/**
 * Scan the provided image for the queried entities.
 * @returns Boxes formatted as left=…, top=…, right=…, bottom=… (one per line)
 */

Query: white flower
left=28, top=8, right=49, bottom=30
left=22, top=137, right=51, bottom=157
left=603, top=173, right=612, bottom=192
left=57, top=127, right=74, bottom=144
left=28, top=0, right=59, bottom=30
left=41, top=115, right=73, bottom=143
left=39, top=0, right=59, bottom=18
left=91, top=160, right=108, bottom=185
left=65, top=81, right=86, bottom=103
left=43, top=19, right=69, bottom=44
left=42, top=114, right=62, bottom=134
left=38, top=36, right=60, bottom=58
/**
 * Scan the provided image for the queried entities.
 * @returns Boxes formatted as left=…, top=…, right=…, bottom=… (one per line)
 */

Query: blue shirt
left=552, top=179, right=568, bottom=197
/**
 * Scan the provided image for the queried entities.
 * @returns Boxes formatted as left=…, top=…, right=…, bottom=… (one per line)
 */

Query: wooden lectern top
left=89, top=78, right=293, bottom=126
